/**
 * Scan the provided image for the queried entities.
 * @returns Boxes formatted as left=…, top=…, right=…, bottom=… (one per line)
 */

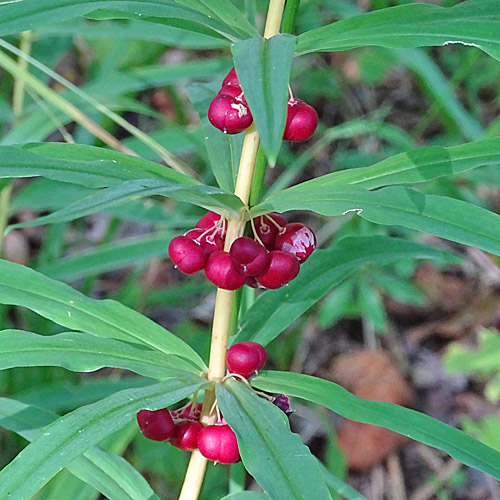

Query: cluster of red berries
left=137, top=342, right=270, bottom=464
left=168, top=211, right=316, bottom=290
left=208, top=67, right=319, bottom=141
left=137, top=403, right=242, bottom=464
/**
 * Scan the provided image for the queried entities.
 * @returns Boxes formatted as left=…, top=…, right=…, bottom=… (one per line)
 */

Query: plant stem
left=249, top=146, right=267, bottom=206
left=178, top=1, right=286, bottom=498
left=0, top=182, right=12, bottom=258
left=12, top=31, right=32, bottom=123
left=178, top=451, right=208, bottom=500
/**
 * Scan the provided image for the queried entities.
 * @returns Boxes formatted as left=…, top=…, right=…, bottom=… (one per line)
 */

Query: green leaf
left=0, top=375, right=207, bottom=500
left=220, top=493, right=270, bottom=500
left=38, top=18, right=229, bottom=49
left=279, top=139, right=500, bottom=191
left=186, top=82, right=243, bottom=192
left=444, top=329, right=500, bottom=403
left=319, top=464, right=368, bottom=500
left=296, top=0, right=500, bottom=61
left=0, top=330, right=197, bottom=378
left=8, top=178, right=242, bottom=231
left=0, top=0, right=257, bottom=42
left=38, top=233, right=173, bottom=281
left=217, top=379, right=331, bottom=500
left=0, top=260, right=206, bottom=370
left=254, top=185, right=500, bottom=257
left=0, top=143, right=198, bottom=188
left=234, top=236, right=457, bottom=346
left=252, top=371, right=500, bottom=481
left=392, top=49, right=483, bottom=142
left=233, top=34, right=296, bottom=165
left=0, top=398, right=159, bottom=500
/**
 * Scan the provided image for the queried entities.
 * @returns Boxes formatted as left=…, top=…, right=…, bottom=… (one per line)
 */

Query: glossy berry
left=171, top=421, right=204, bottom=451
left=230, top=237, right=270, bottom=276
left=168, top=235, right=207, bottom=274
left=256, top=251, right=300, bottom=289
left=195, top=211, right=221, bottom=231
left=283, top=98, right=318, bottom=142
left=197, top=424, right=241, bottom=464
left=218, top=85, right=247, bottom=104
left=208, top=94, right=253, bottom=134
left=254, top=213, right=287, bottom=250
left=205, top=251, right=246, bottom=290
left=185, top=228, right=224, bottom=255
left=274, top=223, right=316, bottom=263
left=137, top=409, right=176, bottom=442
left=226, top=341, right=267, bottom=378
left=222, top=67, right=240, bottom=87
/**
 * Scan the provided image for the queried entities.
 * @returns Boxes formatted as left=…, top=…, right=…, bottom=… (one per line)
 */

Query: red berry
left=255, top=251, right=299, bottom=289
left=205, top=251, right=246, bottom=290
left=218, top=85, right=247, bottom=104
left=168, top=235, right=207, bottom=274
left=197, top=424, right=241, bottom=464
left=208, top=94, right=253, bottom=134
left=171, top=421, right=203, bottom=451
left=185, top=228, right=224, bottom=255
left=222, top=67, right=240, bottom=87
left=254, top=213, right=287, bottom=250
left=230, top=237, right=270, bottom=277
left=283, top=98, right=318, bottom=142
left=227, top=341, right=267, bottom=378
left=274, top=223, right=316, bottom=263
left=137, top=409, right=176, bottom=442
left=195, top=211, right=221, bottom=230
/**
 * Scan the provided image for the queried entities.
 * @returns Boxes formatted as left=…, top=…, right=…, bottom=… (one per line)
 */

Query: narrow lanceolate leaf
left=220, top=493, right=270, bottom=500
left=319, top=464, right=368, bottom=500
left=186, top=82, right=243, bottom=192
left=283, top=139, right=500, bottom=190
left=0, top=143, right=198, bottom=188
left=38, top=233, right=174, bottom=281
left=296, top=0, right=500, bottom=61
left=0, top=0, right=257, bottom=41
left=234, top=236, right=457, bottom=346
left=0, top=330, right=197, bottom=378
left=253, top=185, right=500, bottom=257
left=252, top=371, right=500, bottom=481
left=0, top=260, right=206, bottom=370
left=233, top=34, right=296, bottom=165
left=0, top=376, right=207, bottom=500
left=8, top=178, right=242, bottom=232
left=0, top=398, right=158, bottom=500
left=217, top=379, right=331, bottom=500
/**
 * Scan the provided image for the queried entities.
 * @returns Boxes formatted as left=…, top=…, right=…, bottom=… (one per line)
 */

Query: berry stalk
left=178, top=1, right=286, bottom=498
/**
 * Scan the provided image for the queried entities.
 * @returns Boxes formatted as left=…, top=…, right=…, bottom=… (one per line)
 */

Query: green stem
left=228, top=287, right=243, bottom=338
left=281, top=0, right=301, bottom=34
left=0, top=182, right=12, bottom=258
left=249, top=146, right=268, bottom=206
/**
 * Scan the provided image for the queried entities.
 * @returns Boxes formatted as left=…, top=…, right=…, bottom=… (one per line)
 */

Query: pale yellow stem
left=12, top=31, right=32, bottom=123
left=263, top=0, right=286, bottom=38
left=178, top=1, right=286, bottom=498
left=178, top=452, right=208, bottom=500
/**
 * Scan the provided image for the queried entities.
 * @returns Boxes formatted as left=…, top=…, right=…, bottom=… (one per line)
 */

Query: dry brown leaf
left=329, top=350, right=414, bottom=470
